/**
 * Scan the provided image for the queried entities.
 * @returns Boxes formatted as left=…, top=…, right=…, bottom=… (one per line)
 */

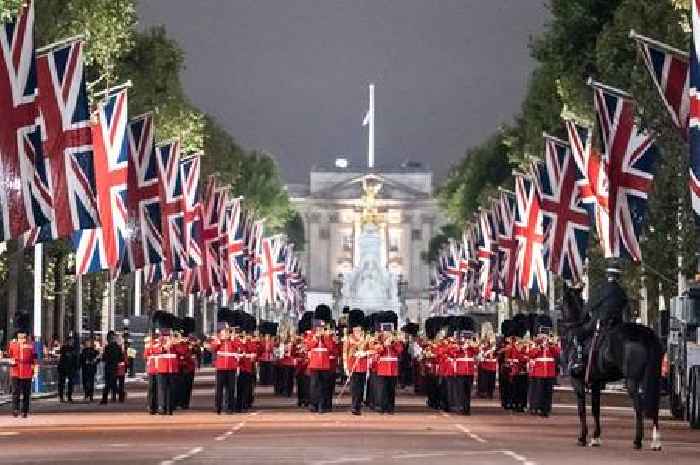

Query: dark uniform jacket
left=58, top=344, right=78, bottom=375
left=586, top=279, right=628, bottom=328
left=80, top=347, right=99, bottom=375
left=102, top=342, right=124, bottom=374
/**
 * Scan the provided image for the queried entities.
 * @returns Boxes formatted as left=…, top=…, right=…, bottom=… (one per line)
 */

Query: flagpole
left=133, top=270, right=141, bottom=317
left=75, top=273, right=83, bottom=337
left=586, top=77, right=633, bottom=99
left=93, top=80, right=133, bottom=99
left=629, top=29, right=688, bottom=58
left=33, top=244, right=42, bottom=340
left=368, top=83, right=375, bottom=169
left=187, top=293, right=194, bottom=318
left=35, top=34, right=85, bottom=54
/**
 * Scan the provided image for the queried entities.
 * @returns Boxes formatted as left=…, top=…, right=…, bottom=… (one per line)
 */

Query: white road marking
left=0, top=432, right=19, bottom=436
left=501, top=449, right=538, bottom=465
left=312, top=457, right=373, bottom=465
left=455, top=424, right=487, bottom=443
left=215, top=421, right=245, bottom=441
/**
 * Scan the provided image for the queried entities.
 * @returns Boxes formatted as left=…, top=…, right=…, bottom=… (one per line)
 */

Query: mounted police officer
left=582, top=263, right=628, bottom=337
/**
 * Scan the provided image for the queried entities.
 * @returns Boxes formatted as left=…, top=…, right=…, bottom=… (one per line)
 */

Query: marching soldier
left=477, top=338, right=498, bottom=398
left=373, top=325, right=404, bottom=414
left=206, top=327, right=239, bottom=414
left=454, top=334, right=478, bottom=415
left=143, top=330, right=161, bottom=414
left=305, top=321, right=336, bottom=413
left=344, top=325, right=370, bottom=415
left=295, top=333, right=310, bottom=407
left=156, top=330, right=179, bottom=415
left=6, top=325, right=37, bottom=418
left=237, top=331, right=257, bottom=412
left=527, top=333, right=560, bottom=417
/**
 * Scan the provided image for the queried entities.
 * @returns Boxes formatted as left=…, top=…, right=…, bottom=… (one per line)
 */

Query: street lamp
left=397, top=274, right=408, bottom=322
left=332, top=273, right=344, bottom=320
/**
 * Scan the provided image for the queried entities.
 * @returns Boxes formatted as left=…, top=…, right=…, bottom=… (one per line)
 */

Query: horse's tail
left=643, top=335, right=663, bottom=419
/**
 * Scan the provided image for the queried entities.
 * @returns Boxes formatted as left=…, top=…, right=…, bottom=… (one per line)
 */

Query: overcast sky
left=137, top=1, right=548, bottom=183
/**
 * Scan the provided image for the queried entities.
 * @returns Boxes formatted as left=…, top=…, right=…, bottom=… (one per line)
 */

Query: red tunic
left=346, top=336, right=369, bottom=373
left=238, top=339, right=258, bottom=374
left=210, top=339, right=242, bottom=371
left=376, top=341, right=404, bottom=377
left=528, top=343, right=560, bottom=379
left=156, top=339, right=180, bottom=374
left=454, top=345, right=478, bottom=376
left=305, top=334, right=336, bottom=371
left=7, top=340, right=36, bottom=379
left=144, top=340, right=162, bottom=375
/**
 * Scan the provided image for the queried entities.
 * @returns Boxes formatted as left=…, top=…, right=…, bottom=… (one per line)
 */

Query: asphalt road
left=1, top=369, right=698, bottom=465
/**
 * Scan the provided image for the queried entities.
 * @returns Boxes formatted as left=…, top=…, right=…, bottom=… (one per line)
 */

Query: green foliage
left=422, top=223, right=462, bottom=264
left=437, top=132, right=512, bottom=225
left=284, top=211, right=305, bottom=251
left=34, top=0, right=136, bottom=83
left=0, top=0, right=22, bottom=19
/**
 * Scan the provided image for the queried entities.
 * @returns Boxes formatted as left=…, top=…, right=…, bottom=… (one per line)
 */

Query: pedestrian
left=80, top=338, right=99, bottom=402
left=57, top=337, right=78, bottom=403
left=115, top=334, right=128, bottom=403
left=100, top=331, right=123, bottom=404
left=6, top=322, right=37, bottom=418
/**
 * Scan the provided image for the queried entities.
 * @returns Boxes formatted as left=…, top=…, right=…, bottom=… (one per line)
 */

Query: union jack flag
left=442, top=239, right=464, bottom=305
left=224, top=196, right=248, bottom=298
left=199, top=176, right=226, bottom=295
left=183, top=265, right=202, bottom=295
left=247, top=218, right=264, bottom=296
left=73, top=228, right=108, bottom=275
left=0, top=0, right=51, bottom=240
left=495, top=191, right=519, bottom=298
left=72, top=89, right=129, bottom=275
left=256, top=235, right=286, bottom=306
left=632, top=31, right=689, bottom=135
left=592, top=81, right=658, bottom=261
left=514, top=174, right=547, bottom=298
left=126, top=112, right=163, bottom=269
left=33, top=39, right=97, bottom=243
left=155, top=139, right=186, bottom=273
left=533, top=134, right=591, bottom=283
left=144, top=262, right=168, bottom=285
left=460, top=225, right=481, bottom=305
left=691, top=1, right=700, bottom=217
left=180, top=154, right=202, bottom=268
left=477, top=207, right=499, bottom=301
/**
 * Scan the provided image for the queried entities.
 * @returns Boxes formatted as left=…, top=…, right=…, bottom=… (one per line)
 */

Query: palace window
left=411, top=229, right=422, bottom=240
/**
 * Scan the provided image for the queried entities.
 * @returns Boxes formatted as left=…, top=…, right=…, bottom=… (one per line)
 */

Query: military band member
left=373, top=324, right=404, bottom=414
left=477, top=338, right=498, bottom=398
left=175, top=333, right=196, bottom=409
left=236, top=332, right=258, bottom=412
left=296, top=333, right=311, bottom=407
left=344, top=325, right=370, bottom=415
left=206, top=327, right=239, bottom=414
left=258, top=333, right=276, bottom=386
left=305, top=321, right=337, bottom=413
left=454, top=334, right=478, bottom=415
left=156, top=330, right=179, bottom=415
left=143, top=330, right=161, bottom=414
left=7, top=327, right=37, bottom=418
left=526, top=333, right=560, bottom=417
left=278, top=333, right=297, bottom=397
left=504, top=336, right=528, bottom=412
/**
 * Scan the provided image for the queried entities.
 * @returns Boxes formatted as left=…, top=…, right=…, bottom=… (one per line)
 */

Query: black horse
left=560, top=287, right=663, bottom=450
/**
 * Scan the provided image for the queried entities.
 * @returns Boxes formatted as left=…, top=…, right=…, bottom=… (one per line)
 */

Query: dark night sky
left=137, top=1, right=548, bottom=183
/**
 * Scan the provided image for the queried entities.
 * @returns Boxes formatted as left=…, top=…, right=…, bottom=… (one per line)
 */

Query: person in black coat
left=80, top=338, right=99, bottom=402
left=57, top=338, right=78, bottom=402
left=100, top=331, right=124, bottom=404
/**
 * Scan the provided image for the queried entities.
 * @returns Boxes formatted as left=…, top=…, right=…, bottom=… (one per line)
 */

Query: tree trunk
left=5, top=240, right=23, bottom=342
left=53, top=251, right=66, bottom=339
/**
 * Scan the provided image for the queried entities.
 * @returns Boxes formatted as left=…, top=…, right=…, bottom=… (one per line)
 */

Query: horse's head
left=561, top=285, right=585, bottom=325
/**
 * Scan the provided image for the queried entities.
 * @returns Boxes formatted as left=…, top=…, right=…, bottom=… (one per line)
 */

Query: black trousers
left=477, top=368, right=496, bottom=397
left=180, top=372, right=194, bottom=408
left=529, top=377, right=554, bottom=414
left=12, top=378, right=32, bottom=415
left=425, top=374, right=439, bottom=409
left=258, top=361, right=274, bottom=386
left=279, top=366, right=295, bottom=396
left=117, top=375, right=126, bottom=402
left=350, top=372, right=366, bottom=412
left=365, top=373, right=376, bottom=408
left=101, top=369, right=118, bottom=402
left=376, top=376, right=397, bottom=413
left=147, top=374, right=158, bottom=413
left=158, top=373, right=176, bottom=414
left=236, top=372, right=253, bottom=411
left=461, top=375, right=474, bottom=413
left=83, top=369, right=96, bottom=400
left=512, top=374, right=528, bottom=410
left=446, top=376, right=464, bottom=412
left=499, top=370, right=512, bottom=408
left=310, top=370, right=333, bottom=411
left=57, top=371, right=74, bottom=401
left=215, top=370, right=236, bottom=413
left=296, top=374, right=310, bottom=406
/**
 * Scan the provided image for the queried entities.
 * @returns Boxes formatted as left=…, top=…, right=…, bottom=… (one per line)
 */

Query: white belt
left=456, top=357, right=474, bottom=362
left=380, top=357, right=398, bottom=361
left=312, top=348, right=328, bottom=352
left=245, top=353, right=256, bottom=358
left=160, top=354, right=177, bottom=359
left=535, top=357, right=555, bottom=362
left=218, top=352, right=239, bottom=357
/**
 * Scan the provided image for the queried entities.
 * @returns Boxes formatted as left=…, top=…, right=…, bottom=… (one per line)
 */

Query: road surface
left=1, top=368, right=698, bottom=465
